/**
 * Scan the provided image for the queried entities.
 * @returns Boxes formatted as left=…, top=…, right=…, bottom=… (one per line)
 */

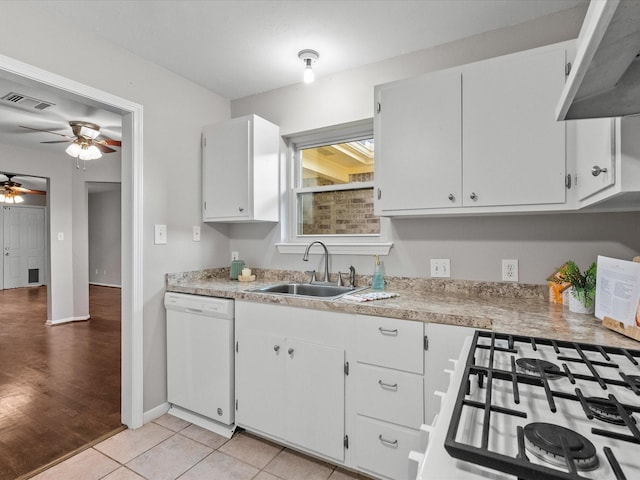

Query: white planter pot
left=569, top=293, right=595, bottom=314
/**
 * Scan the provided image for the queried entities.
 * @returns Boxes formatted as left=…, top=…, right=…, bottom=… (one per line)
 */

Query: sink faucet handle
left=349, top=265, right=356, bottom=287
left=305, top=270, right=317, bottom=283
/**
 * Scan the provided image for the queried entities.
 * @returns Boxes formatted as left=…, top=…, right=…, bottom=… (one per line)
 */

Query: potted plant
left=557, top=260, right=597, bottom=314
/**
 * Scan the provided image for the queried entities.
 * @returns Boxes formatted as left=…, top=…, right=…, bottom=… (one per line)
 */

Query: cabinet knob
left=591, top=166, right=608, bottom=177
left=273, top=345, right=280, bottom=353
left=469, top=192, right=477, bottom=201
left=448, top=194, right=455, bottom=201
left=238, top=206, right=245, bottom=212
left=377, top=188, right=382, bottom=200
left=288, top=347, right=295, bottom=356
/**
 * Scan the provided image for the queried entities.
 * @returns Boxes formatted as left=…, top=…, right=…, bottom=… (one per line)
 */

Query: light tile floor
left=31, top=414, right=373, bottom=480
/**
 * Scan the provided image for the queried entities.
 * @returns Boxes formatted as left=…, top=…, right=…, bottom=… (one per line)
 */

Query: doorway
left=0, top=53, right=144, bottom=431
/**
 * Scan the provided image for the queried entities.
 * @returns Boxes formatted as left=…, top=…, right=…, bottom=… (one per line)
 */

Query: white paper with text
left=595, top=256, right=640, bottom=326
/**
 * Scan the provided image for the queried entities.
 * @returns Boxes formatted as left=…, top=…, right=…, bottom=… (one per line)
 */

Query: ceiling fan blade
left=96, top=137, right=122, bottom=147
left=25, top=189, right=47, bottom=195
left=19, top=125, right=73, bottom=139
left=94, top=143, right=116, bottom=154
left=41, top=140, right=73, bottom=144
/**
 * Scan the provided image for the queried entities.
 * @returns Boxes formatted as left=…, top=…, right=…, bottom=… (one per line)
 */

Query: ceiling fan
left=0, top=173, right=46, bottom=204
left=19, top=121, right=121, bottom=159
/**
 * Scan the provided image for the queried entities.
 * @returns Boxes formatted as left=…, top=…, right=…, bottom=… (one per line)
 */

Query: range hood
left=556, top=0, right=640, bottom=120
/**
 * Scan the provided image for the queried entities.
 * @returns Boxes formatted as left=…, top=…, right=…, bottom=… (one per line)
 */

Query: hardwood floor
left=0, top=285, right=122, bottom=480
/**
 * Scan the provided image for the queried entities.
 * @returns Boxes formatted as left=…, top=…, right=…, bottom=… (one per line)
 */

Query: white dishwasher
left=165, top=292, right=235, bottom=437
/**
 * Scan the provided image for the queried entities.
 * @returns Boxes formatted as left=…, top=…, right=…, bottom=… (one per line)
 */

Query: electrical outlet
left=502, top=259, right=519, bottom=282
left=231, top=251, right=240, bottom=261
left=192, top=226, right=201, bottom=242
left=430, top=259, right=451, bottom=278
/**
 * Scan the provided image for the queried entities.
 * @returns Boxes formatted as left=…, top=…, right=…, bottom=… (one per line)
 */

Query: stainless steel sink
left=249, top=283, right=365, bottom=300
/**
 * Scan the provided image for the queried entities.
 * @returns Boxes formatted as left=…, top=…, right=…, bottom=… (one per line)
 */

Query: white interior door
left=3, top=206, right=45, bottom=289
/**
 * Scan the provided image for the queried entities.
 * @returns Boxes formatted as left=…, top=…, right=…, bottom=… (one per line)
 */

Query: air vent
left=1, top=92, right=54, bottom=111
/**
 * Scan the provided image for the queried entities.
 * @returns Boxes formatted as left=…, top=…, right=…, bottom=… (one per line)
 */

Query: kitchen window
left=277, top=120, right=392, bottom=256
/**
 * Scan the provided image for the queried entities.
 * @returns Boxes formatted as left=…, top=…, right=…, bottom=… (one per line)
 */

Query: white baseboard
left=143, top=402, right=171, bottom=425
left=89, top=282, right=122, bottom=288
left=168, top=405, right=236, bottom=438
left=46, top=315, right=90, bottom=325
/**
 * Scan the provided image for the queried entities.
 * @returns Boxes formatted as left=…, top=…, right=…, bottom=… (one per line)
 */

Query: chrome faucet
left=302, top=241, right=330, bottom=283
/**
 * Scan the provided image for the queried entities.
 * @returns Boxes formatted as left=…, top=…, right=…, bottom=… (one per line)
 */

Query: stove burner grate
left=586, top=397, right=636, bottom=425
left=515, top=357, right=562, bottom=378
left=523, top=422, right=599, bottom=471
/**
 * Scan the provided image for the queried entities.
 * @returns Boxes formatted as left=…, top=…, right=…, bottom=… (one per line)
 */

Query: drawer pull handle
left=288, top=347, right=295, bottom=356
left=378, top=327, right=398, bottom=336
left=378, top=380, right=398, bottom=391
left=273, top=345, right=280, bottom=353
left=378, top=435, right=398, bottom=448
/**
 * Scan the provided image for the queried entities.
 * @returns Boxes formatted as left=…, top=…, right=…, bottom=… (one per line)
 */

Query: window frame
left=275, top=119, right=392, bottom=256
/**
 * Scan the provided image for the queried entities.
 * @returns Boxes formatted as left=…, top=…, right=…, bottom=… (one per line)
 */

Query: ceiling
left=0, top=0, right=586, bottom=162
left=30, top=0, right=586, bottom=100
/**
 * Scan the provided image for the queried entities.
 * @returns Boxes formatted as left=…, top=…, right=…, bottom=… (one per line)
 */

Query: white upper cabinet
left=202, top=114, right=279, bottom=222
left=374, top=69, right=462, bottom=214
left=374, top=42, right=572, bottom=216
left=462, top=45, right=567, bottom=208
left=573, top=115, right=640, bottom=210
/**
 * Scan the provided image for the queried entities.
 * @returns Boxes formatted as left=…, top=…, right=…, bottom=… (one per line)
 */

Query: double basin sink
left=250, top=282, right=366, bottom=300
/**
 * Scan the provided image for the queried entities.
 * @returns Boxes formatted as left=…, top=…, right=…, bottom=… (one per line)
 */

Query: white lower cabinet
left=353, top=315, right=425, bottom=480
left=235, top=302, right=347, bottom=462
left=235, top=303, right=449, bottom=479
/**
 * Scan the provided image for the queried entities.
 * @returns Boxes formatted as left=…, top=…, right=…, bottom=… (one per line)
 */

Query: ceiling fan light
left=86, top=145, right=102, bottom=160
left=4, top=195, right=14, bottom=204
left=13, top=195, right=24, bottom=204
left=66, top=142, right=82, bottom=157
left=0, top=194, right=5, bottom=202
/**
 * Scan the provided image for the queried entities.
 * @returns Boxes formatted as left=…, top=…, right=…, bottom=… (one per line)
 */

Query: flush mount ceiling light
left=298, top=49, right=319, bottom=84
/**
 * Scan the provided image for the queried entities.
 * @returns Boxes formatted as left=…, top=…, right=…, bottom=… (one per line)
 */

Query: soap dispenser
left=371, top=255, right=385, bottom=291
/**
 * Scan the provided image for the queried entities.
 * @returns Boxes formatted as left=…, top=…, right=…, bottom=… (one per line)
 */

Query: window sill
left=275, top=242, right=393, bottom=256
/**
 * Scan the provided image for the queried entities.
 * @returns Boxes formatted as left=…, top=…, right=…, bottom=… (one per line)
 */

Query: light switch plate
left=192, top=226, right=201, bottom=242
left=154, top=224, right=167, bottom=245
left=430, top=259, right=450, bottom=278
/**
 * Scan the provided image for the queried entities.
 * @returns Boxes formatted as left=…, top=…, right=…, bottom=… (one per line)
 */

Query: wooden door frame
left=0, top=53, right=144, bottom=429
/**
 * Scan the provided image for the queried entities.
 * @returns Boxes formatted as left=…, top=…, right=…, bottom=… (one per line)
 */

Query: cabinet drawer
left=355, top=364, right=423, bottom=429
left=354, top=415, right=421, bottom=480
left=355, top=315, right=424, bottom=374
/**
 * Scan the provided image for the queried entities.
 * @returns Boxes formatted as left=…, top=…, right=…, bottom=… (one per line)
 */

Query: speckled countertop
left=166, top=268, right=640, bottom=350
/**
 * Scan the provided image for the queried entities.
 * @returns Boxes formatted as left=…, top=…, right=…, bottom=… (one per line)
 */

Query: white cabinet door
left=286, top=338, right=345, bottom=462
left=202, top=114, right=279, bottom=222
left=202, top=116, right=250, bottom=220
left=374, top=68, right=462, bottom=213
left=575, top=118, right=615, bottom=201
left=462, top=45, right=567, bottom=207
left=235, top=328, right=286, bottom=439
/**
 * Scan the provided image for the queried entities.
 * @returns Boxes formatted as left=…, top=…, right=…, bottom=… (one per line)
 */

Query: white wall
left=230, top=6, right=640, bottom=284
left=0, top=2, right=232, bottom=412
left=89, top=187, right=122, bottom=286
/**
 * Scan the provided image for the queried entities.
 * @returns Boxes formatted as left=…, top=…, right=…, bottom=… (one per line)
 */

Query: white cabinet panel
left=462, top=46, right=567, bottom=207
left=202, top=114, right=279, bottom=222
left=355, top=364, right=423, bottom=429
left=375, top=69, right=462, bottom=213
left=235, top=328, right=286, bottom=439
left=354, top=415, right=421, bottom=480
left=286, top=338, right=345, bottom=462
left=575, top=118, right=615, bottom=201
left=355, top=315, right=424, bottom=374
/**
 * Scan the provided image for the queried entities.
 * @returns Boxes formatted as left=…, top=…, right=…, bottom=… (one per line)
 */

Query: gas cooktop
left=444, top=331, right=640, bottom=480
